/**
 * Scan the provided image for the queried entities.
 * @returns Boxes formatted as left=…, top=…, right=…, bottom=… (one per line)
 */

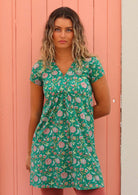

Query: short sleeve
left=30, top=60, right=43, bottom=86
left=89, top=56, right=105, bottom=83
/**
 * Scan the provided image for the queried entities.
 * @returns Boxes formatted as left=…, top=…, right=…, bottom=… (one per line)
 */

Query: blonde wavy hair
left=40, top=7, right=95, bottom=70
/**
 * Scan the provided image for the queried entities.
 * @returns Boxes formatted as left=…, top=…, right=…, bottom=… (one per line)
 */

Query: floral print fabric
left=29, top=56, right=105, bottom=190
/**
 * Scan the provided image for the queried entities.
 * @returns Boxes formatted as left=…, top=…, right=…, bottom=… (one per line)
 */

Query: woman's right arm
left=27, top=81, right=44, bottom=156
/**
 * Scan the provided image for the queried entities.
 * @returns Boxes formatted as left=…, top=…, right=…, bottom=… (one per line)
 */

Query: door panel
left=0, top=0, right=121, bottom=195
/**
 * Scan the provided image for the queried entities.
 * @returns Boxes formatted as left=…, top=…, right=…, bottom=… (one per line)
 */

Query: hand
left=26, top=155, right=31, bottom=172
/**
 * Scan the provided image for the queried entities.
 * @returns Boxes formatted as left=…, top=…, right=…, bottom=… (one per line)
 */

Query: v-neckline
left=53, top=61, right=75, bottom=77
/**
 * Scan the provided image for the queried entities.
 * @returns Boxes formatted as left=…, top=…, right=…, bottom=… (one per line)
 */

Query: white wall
left=122, top=0, right=138, bottom=194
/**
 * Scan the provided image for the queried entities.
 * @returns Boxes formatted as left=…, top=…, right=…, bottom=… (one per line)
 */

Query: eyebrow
left=54, top=25, right=73, bottom=28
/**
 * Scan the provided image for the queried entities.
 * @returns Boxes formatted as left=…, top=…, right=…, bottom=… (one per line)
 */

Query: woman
left=26, top=7, right=111, bottom=195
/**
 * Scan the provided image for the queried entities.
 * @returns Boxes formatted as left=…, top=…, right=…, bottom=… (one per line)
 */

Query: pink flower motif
left=76, top=97, right=81, bottom=103
left=86, top=116, right=90, bottom=121
left=53, top=127, right=58, bottom=133
left=88, top=147, right=92, bottom=152
left=72, top=173, right=76, bottom=178
left=34, top=175, right=38, bottom=182
left=81, top=159, right=86, bottom=164
left=90, top=101, right=93, bottom=107
left=76, top=69, right=82, bottom=75
left=31, top=162, right=34, bottom=167
left=45, top=158, right=52, bottom=165
left=81, top=82, right=87, bottom=88
left=34, top=63, right=39, bottom=69
left=44, top=128, right=50, bottom=134
left=95, top=175, right=100, bottom=181
left=49, top=100, right=51, bottom=106
left=41, top=176, right=47, bottom=181
left=86, top=173, right=92, bottom=180
left=70, top=126, right=76, bottom=133
left=57, top=110, right=63, bottom=117
left=67, top=71, right=73, bottom=75
left=39, top=145, right=44, bottom=151
left=80, top=113, right=85, bottom=119
left=55, top=158, right=60, bottom=163
left=89, top=131, right=92, bottom=136
left=73, top=158, right=77, bottom=164
left=42, top=117, right=48, bottom=121
left=42, top=73, right=48, bottom=78
left=67, top=95, right=71, bottom=101
left=85, top=57, right=92, bottom=62
left=33, top=145, right=37, bottom=152
left=55, top=97, right=58, bottom=102
left=59, top=141, right=65, bottom=148
left=77, top=177, right=81, bottom=180
left=61, top=172, right=68, bottom=178
left=80, top=168, right=84, bottom=171
left=52, top=71, right=58, bottom=75
left=35, top=79, right=41, bottom=85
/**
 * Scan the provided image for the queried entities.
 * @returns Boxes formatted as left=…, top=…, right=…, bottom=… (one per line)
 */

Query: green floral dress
left=29, top=56, right=105, bottom=190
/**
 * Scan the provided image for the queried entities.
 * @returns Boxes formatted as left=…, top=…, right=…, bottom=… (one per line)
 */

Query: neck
left=55, top=47, right=73, bottom=62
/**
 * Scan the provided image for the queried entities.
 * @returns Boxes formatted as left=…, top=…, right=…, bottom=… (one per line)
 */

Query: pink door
left=0, top=0, right=121, bottom=195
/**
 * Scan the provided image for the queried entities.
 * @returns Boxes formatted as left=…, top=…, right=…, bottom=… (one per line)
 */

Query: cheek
left=69, top=34, right=74, bottom=42
left=53, top=33, right=58, bottom=41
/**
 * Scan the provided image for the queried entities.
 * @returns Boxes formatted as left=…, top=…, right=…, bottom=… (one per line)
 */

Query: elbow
left=104, top=109, right=111, bottom=116
left=93, top=102, right=111, bottom=120
left=99, top=101, right=111, bottom=117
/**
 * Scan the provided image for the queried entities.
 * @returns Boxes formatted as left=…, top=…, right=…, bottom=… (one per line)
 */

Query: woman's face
left=53, top=17, right=74, bottom=50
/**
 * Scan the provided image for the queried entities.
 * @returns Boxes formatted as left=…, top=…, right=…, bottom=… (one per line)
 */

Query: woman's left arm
left=92, top=74, right=111, bottom=119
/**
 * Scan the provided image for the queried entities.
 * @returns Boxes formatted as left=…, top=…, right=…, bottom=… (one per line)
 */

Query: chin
left=56, top=45, right=72, bottom=49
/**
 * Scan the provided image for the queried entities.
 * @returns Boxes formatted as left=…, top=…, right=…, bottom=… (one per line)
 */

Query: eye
left=66, top=28, right=73, bottom=32
left=54, top=28, right=60, bottom=31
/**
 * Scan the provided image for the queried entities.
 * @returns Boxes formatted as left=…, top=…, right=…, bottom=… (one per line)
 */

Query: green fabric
left=29, top=56, right=105, bottom=190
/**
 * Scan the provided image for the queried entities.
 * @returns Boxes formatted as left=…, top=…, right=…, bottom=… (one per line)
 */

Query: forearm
left=93, top=103, right=110, bottom=120
left=27, top=115, right=41, bottom=155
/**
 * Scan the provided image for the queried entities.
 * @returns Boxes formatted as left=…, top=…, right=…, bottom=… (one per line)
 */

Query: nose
left=60, top=30, right=65, bottom=38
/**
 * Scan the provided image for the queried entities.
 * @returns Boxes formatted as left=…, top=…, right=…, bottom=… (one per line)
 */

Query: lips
left=59, top=40, right=67, bottom=43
